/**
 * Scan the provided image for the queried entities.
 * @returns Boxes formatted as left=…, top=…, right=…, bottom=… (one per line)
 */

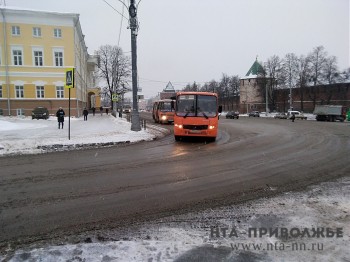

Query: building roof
left=0, top=6, right=78, bottom=17
left=244, top=58, right=265, bottom=79
left=163, top=81, right=175, bottom=92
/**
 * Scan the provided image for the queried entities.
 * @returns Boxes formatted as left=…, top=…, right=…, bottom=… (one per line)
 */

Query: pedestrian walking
left=56, top=107, right=65, bottom=129
left=106, top=108, right=109, bottom=115
left=92, top=107, right=96, bottom=116
left=83, top=108, right=89, bottom=121
left=100, top=106, right=103, bottom=116
left=291, top=113, right=296, bottom=122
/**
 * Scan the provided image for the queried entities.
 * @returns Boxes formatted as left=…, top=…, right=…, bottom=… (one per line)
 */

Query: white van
left=287, top=111, right=307, bottom=120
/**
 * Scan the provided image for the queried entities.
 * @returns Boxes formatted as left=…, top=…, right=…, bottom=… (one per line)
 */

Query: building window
left=12, top=49, right=23, bottom=65
left=0, top=86, right=2, bottom=98
left=54, top=51, right=63, bottom=66
left=36, top=86, right=45, bottom=98
left=16, top=108, right=25, bottom=116
left=34, top=51, right=43, bottom=66
left=54, top=28, right=62, bottom=38
left=15, top=86, right=24, bottom=98
left=12, top=26, right=20, bottom=36
left=56, top=86, right=64, bottom=98
left=33, top=27, right=42, bottom=37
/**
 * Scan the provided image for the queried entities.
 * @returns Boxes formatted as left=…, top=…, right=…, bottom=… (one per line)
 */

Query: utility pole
left=289, top=79, right=292, bottom=111
left=265, top=82, right=268, bottom=116
left=129, top=0, right=141, bottom=131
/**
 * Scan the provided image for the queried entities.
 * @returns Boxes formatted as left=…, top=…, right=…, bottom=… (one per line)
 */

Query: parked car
left=287, top=111, right=307, bottom=120
left=226, top=111, right=239, bottom=119
left=248, top=111, right=260, bottom=117
left=32, top=107, right=49, bottom=120
left=274, top=112, right=287, bottom=119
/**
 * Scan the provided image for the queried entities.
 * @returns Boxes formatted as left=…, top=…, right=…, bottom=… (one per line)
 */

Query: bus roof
left=153, top=99, right=174, bottom=103
left=176, top=91, right=217, bottom=97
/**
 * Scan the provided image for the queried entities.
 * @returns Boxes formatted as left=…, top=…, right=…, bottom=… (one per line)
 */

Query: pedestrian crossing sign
left=112, top=94, right=119, bottom=102
left=65, top=68, right=75, bottom=88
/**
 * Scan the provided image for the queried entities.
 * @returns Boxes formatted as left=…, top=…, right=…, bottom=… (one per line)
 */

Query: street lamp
left=129, top=0, right=141, bottom=131
left=129, top=3, right=136, bottom=18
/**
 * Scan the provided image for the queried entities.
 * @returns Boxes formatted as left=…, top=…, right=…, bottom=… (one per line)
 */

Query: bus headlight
left=209, top=125, right=215, bottom=130
left=175, top=124, right=183, bottom=129
left=161, top=115, right=167, bottom=121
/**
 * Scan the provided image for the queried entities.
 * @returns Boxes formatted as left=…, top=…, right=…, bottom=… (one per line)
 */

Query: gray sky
left=4, top=0, right=350, bottom=98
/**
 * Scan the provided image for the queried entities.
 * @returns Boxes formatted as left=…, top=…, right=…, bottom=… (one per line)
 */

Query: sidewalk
left=0, top=114, right=163, bottom=156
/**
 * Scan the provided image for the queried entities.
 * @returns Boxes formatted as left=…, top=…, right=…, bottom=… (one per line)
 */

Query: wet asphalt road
left=0, top=116, right=349, bottom=252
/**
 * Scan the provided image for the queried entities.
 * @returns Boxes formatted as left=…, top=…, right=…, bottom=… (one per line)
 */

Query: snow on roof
left=0, top=6, right=79, bottom=17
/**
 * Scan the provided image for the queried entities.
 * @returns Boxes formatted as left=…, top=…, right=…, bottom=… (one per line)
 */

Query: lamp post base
left=131, top=110, right=141, bottom=131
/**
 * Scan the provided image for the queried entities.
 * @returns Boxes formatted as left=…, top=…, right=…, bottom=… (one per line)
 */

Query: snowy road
left=0, top=117, right=349, bottom=260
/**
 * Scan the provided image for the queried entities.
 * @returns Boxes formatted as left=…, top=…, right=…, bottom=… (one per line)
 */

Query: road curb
left=145, top=124, right=171, bottom=139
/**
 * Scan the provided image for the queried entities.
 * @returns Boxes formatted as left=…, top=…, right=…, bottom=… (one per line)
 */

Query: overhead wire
left=101, top=0, right=208, bottom=91
left=117, top=0, right=125, bottom=47
left=102, top=0, right=129, bottom=21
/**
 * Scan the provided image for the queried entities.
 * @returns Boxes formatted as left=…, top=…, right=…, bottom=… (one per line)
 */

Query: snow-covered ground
left=3, top=177, right=349, bottom=261
left=0, top=115, right=165, bottom=156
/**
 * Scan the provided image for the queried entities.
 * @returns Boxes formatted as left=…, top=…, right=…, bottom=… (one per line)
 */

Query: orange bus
left=173, top=92, right=222, bottom=141
left=152, top=99, right=175, bottom=124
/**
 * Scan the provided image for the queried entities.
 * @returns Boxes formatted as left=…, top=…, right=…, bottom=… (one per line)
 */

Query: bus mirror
left=218, top=105, right=222, bottom=113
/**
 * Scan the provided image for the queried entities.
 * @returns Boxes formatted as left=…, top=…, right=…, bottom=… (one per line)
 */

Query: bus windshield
left=176, top=94, right=217, bottom=118
left=159, top=102, right=173, bottom=112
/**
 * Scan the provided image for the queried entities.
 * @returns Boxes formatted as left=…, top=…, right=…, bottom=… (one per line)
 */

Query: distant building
left=159, top=81, right=176, bottom=100
left=239, top=58, right=350, bottom=113
left=239, top=58, right=268, bottom=113
left=274, top=83, right=350, bottom=113
left=0, top=7, right=98, bottom=117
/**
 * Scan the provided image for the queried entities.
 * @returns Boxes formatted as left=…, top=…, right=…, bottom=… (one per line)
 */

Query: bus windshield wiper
left=200, top=111, right=209, bottom=119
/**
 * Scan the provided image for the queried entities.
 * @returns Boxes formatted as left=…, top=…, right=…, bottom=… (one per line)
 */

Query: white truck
left=313, top=105, right=347, bottom=122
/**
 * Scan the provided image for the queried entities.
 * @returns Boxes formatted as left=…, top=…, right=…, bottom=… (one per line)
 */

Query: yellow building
left=0, top=7, right=98, bottom=117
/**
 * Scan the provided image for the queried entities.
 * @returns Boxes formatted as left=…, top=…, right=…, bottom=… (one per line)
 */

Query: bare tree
left=209, top=80, right=219, bottom=93
left=308, top=46, right=328, bottom=86
left=281, top=53, right=298, bottom=110
left=183, top=82, right=200, bottom=91
left=323, top=55, right=339, bottom=84
left=219, top=74, right=231, bottom=110
left=228, top=75, right=240, bottom=110
left=264, top=55, right=284, bottom=110
left=321, top=56, right=340, bottom=104
left=229, top=75, right=240, bottom=97
left=282, top=53, right=298, bottom=89
left=340, top=68, right=350, bottom=82
left=295, top=55, right=311, bottom=111
left=202, top=80, right=219, bottom=93
left=95, top=45, right=131, bottom=109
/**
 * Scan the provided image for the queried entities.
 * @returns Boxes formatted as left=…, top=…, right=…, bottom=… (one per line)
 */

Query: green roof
left=245, top=59, right=265, bottom=77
